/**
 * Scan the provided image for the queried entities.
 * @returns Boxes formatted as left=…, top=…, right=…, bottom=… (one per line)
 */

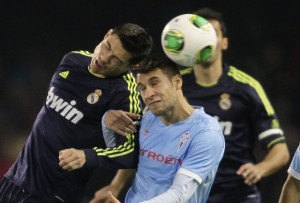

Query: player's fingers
left=59, top=154, right=77, bottom=168
left=244, top=173, right=258, bottom=185
left=123, top=125, right=136, bottom=134
left=58, top=148, right=76, bottom=160
left=111, top=124, right=135, bottom=135
left=62, top=159, right=81, bottom=171
left=108, top=191, right=120, bottom=203
left=241, top=169, right=252, bottom=179
left=125, top=112, right=141, bottom=120
left=109, top=127, right=126, bottom=136
left=236, top=163, right=253, bottom=175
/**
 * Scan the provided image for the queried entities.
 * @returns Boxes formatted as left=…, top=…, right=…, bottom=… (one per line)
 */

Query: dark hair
left=193, top=7, right=227, bottom=37
left=134, top=54, right=180, bottom=79
left=112, top=23, right=153, bottom=65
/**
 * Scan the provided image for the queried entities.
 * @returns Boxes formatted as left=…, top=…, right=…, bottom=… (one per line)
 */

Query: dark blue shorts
left=0, top=177, right=66, bottom=203
left=208, top=193, right=261, bottom=203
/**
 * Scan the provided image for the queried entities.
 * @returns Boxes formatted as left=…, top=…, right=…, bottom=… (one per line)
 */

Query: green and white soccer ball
left=161, top=14, right=217, bottom=67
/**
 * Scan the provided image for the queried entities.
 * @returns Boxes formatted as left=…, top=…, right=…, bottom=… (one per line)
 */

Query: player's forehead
left=208, top=20, right=222, bottom=34
left=137, top=69, right=167, bottom=84
left=106, top=34, right=132, bottom=63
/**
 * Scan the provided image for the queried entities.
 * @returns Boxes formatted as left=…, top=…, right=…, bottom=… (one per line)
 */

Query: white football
left=161, top=14, right=217, bottom=67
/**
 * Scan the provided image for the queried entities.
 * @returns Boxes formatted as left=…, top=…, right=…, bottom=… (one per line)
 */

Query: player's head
left=112, top=23, right=153, bottom=64
left=134, top=54, right=183, bottom=117
left=193, top=8, right=228, bottom=65
left=90, top=23, right=153, bottom=77
left=194, top=7, right=227, bottom=37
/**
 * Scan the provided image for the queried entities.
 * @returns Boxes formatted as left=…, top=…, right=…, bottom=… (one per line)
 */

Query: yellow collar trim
left=88, top=66, right=105, bottom=78
left=196, top=80, right=218, bottom=87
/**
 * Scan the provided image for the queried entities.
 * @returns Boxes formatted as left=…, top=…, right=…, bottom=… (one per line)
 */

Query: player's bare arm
left=237, top=143, right=289, bottom=185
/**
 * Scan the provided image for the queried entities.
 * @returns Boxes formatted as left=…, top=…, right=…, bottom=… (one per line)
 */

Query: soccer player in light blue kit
left=107, top=55, right=225, bottom=203
left=62, top=55, right=224, bottom=202
left=279, top=143, right=300, bottom=203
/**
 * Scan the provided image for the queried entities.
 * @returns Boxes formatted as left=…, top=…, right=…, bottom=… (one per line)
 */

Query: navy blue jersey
left=4, top=51, right=141, bottom=200
left=181, top=64, right=285, bottom=199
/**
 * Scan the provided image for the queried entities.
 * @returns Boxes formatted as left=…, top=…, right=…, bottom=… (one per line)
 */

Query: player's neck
left=193, top=58, right=223, bottom=87
left=160, top=97, right=194, bottom=125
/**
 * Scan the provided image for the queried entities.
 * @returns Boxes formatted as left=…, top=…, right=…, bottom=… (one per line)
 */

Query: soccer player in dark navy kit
left=0, top=23, right=152, bottom=203
left=179, top=8, right=289, bottom=203
left=90, top=8, right=290, bottom=203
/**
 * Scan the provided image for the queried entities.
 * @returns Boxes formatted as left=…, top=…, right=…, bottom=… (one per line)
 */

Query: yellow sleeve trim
left=267, top=137, right=285, bottom=149
left=93, top=133, right=135, bottom=158
left=72, top=50, right=93, bottom=57
left=228, top=66, right=275, bottom=116
left=179, top=67, right=193, bottom=75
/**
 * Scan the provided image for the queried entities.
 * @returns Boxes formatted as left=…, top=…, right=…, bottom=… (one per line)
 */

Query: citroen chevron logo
left=59, top=71, right=69, bottom=78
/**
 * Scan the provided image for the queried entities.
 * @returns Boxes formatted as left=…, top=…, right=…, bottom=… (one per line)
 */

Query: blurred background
left=0, top=0, right=299, bottom=202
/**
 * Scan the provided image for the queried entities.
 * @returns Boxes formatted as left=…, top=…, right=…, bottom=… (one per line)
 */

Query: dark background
left=0, top=0, right=299, bottom=202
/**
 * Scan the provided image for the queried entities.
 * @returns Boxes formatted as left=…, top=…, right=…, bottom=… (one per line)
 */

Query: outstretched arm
left=237, top=143, right=289, bottom=185
left=59, top=110, right=141, bottom=171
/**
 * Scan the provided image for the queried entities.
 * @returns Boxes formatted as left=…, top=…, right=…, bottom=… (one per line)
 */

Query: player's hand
left=58, top=148, right=86, bottom=171
left=105, top=110, right=140, bottom=136
left=237, top=163, right=265, bottom=186
left=108, top=191, right=121, bottom=203
left=89, top=185, right=121, bottom=203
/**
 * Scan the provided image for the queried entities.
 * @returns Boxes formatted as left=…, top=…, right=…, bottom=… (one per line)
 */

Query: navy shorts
left=0, top=177, right=65, bottom=203
left=207, top=192, right=261, bottom=203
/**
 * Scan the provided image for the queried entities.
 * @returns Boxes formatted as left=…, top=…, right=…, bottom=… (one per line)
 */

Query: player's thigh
left=0, top=177, right=31, bottom=202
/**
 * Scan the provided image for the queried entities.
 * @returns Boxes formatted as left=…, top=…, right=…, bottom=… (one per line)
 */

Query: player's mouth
left=148, top=100, right=161, bottom=107
left=92, top=59, right=107, bottom=73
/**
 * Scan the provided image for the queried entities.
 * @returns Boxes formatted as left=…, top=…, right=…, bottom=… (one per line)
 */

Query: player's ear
left=222, top=37, right=229, bottom=50
left=104, top=29, right=113, bottom=39
left=173, top=74, right=182, bottom=90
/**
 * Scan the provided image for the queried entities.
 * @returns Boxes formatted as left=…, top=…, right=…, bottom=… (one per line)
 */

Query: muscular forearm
left=258, top=143, right=290, bottom=177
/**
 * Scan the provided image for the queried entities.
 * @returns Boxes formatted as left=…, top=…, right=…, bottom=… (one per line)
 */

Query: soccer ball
left=161, top=14, right=217, bottom=67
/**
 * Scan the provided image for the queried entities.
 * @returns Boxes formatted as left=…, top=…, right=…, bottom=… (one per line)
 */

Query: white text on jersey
left=46, top=87, right=84, bottom=124
left=214, top=116, right=232, bottom=136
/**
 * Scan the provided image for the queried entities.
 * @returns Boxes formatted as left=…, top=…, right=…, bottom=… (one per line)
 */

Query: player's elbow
left=276, top=143, right=290, bottom=166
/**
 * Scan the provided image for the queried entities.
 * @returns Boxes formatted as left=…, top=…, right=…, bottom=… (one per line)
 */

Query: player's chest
left=138, top=126, right=191, bottom=168
left=184, top=86, right=249, bottom=121
left=48, top=69, right=118, bottom=114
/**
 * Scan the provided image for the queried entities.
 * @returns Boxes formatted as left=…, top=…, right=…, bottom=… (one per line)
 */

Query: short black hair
left=193, top=7, right=227, bottom=37
left=134, top=54, right=180, bottom=79
left=112, top=23, right=153, bottom=65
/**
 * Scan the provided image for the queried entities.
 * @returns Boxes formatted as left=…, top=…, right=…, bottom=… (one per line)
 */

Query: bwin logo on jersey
left=46, top=87, right=84, bottom=124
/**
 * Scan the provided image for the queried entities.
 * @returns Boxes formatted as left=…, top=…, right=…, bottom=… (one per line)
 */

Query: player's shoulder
left=226, top=65, right=266, bottom=94
left=179, top=66, right=193, bottom=76
left=60, top=50, right=92, bottom=66
left=227, top=65, right=262, bottom=86
left=191, top=108, right=225, bottom=147
left=192, top=108, right=221, bottom=131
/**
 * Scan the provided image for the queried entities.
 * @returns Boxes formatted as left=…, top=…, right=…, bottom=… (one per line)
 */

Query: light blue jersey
left=125, top=108, right=225, bottom=203
left=288, top=143, right=300, bottom=180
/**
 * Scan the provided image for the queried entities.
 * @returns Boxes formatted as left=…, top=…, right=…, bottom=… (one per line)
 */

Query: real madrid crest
left=219, top=93, right=232, bottom=110
left=87, top=89, right=102, bottom=104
